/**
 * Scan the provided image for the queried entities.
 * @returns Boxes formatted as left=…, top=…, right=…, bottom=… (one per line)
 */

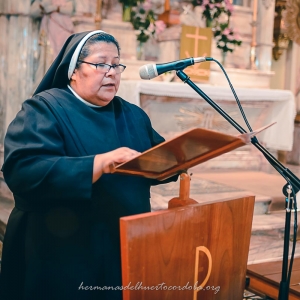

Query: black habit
left=0, top=83, right=176, bottom=300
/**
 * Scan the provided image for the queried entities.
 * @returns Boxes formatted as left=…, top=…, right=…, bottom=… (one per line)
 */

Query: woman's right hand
left=92, top=147, right=140, bottom=183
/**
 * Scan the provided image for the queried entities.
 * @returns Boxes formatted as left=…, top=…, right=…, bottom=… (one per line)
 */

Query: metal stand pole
left=176, top=69, right=300, bottom=299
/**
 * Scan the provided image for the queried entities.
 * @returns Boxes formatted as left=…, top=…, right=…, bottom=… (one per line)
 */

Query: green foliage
left=119, top=0, right=142, bottom=7
left=192, top=0, right=242, bottom=54
left=192, top=0, right=232, bottom=27
left=214, top=22, right=242, bottom=53
left=131, top=6, right=156, bottom=43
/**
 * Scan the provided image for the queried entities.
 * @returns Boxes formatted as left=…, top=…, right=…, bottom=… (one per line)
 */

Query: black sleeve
left=2, top=98, right=94, bottom=202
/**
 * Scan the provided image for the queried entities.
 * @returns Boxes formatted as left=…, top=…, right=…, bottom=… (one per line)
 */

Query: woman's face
left=70, top=42, right=121, bottom=106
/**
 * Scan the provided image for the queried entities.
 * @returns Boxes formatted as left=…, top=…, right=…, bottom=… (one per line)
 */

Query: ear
left=70, top=69, right=78, bottom=81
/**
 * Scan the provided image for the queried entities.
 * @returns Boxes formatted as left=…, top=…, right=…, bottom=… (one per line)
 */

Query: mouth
left=102, top=83, right=115, bottom=88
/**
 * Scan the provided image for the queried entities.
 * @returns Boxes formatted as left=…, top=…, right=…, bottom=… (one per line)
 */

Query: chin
left=96, top=96, right=115, bottom=106
left=90, top=91, right=116, bottom=106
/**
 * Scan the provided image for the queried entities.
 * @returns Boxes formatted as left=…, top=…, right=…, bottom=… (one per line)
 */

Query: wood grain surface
left=247, top=258, right=300, bottom=299
left=120, top=196, right=255, bottom=299
left=113, top=128, right=246, bottom=180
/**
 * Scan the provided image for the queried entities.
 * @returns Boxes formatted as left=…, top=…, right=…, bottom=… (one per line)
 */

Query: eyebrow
left=96, top=56, right=120, bottom=59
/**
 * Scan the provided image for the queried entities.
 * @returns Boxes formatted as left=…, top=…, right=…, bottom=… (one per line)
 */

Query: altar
left=0, top=0, right=298, bottom=171
left=117, top=80, right=295, bottom=171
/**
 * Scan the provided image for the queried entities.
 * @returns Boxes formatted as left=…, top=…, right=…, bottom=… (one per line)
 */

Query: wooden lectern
left=112, top=127, right=260, bottom=299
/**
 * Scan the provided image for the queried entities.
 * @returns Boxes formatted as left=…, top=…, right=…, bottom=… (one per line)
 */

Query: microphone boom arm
left=176, top=69, right=300, bottom=194
left=176, top=68, right=299, bottom=300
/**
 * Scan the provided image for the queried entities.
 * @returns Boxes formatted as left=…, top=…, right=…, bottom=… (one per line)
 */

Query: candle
left=252, top=0, right=258, bottom=47
left=95, top=0, right=102, bottom=29
left=165, top=0, right=170, bottom=11
left=249, top=0, right=258, bottom=69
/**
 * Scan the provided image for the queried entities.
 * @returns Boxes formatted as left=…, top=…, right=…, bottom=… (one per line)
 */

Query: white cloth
left=117, top=80, right=296, bottom=151
left=67, top=85, right=102, bottom=108
left=68, top=30, right=106, bottom=79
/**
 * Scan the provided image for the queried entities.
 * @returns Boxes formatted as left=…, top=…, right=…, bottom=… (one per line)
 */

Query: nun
left=0, top=30, right=176, bottom=300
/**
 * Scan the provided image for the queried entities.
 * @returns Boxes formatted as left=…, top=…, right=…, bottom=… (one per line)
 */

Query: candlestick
left=250, top=0, right=258, bottom=69
left=165, top=0, right=170, bottom=11
left=95, top=0, right=102, bottom=29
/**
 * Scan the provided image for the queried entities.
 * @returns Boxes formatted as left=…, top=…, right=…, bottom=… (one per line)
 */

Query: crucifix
left=186, top=27, right=208, bottom=57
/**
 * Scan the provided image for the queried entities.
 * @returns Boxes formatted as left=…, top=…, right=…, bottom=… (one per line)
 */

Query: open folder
left=111, top=122, right=275, bottom=181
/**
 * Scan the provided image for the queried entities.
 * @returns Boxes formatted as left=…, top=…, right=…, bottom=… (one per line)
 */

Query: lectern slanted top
left=112, top=127, right=254, bottom=180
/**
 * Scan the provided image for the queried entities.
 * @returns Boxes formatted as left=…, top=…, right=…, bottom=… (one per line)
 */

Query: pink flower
left=222, top=28, right=231, bottom=35
left=202, top=0, right=209, bottom=6
left=142, top=0, right=152, bottom=11
left=215, top=3, right=221, bottom=7
left=226, top=4, right=234, bottom=13
left=154, top=20, right=166, bottom=34
left=223, top=0, right=234, bottom=12
left=227, top=34, right=234, bottom=41
left=148, top=23, right=155, bottom=33
left=209, top=3, right=215, bottom=9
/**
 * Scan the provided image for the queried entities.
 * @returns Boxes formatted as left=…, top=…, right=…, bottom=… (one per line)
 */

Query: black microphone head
left=139, top=64, right=158, bottom=80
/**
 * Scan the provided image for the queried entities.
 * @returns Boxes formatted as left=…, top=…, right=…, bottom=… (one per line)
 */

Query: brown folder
left=112, top=123, right=274, bottom=181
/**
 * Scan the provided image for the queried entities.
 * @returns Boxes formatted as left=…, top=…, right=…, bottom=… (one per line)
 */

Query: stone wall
left=0, top=0, right=41, bottom=141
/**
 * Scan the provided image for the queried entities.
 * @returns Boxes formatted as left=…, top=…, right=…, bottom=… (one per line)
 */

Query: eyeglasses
left=77, top=60, right=126, bottom=74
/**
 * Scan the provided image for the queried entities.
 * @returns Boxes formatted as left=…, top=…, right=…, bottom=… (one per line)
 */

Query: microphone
left=139, top=57, right=209, bottom=80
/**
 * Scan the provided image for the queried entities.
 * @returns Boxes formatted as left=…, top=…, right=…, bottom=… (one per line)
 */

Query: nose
left=105, top=66, right=117, bottom=77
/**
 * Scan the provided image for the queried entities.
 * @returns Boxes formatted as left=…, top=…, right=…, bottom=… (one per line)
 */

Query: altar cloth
left=117, top=80, right=296, bottom=151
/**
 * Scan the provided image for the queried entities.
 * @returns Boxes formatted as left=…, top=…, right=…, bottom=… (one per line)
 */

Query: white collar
left=67, top=85, right=102, bottom=108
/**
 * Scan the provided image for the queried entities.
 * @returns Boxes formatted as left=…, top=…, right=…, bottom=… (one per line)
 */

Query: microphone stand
left=176, top=69, right=300, bottom=300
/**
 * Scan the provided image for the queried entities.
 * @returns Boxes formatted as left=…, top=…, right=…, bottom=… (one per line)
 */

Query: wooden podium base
left=168, top=172, right=198, bottom=209
left=115, top=126, right=260, bottom=299
left=247, top=258, right=300, bottom=299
